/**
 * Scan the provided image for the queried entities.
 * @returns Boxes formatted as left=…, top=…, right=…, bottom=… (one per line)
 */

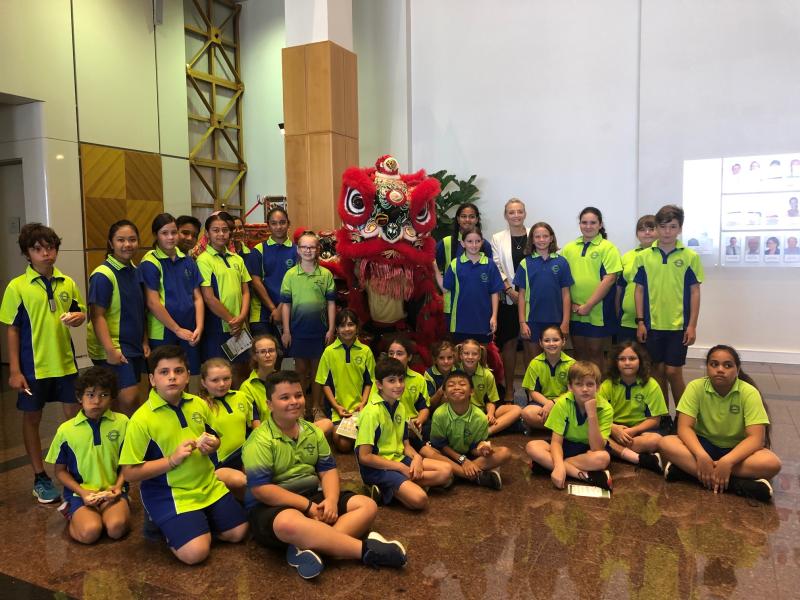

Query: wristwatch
left=635, top=317, right=645, bottom=324
left=457, top=455, right=467, bottom=465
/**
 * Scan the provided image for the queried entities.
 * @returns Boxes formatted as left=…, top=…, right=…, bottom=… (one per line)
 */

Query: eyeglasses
left=298, top=246, right=317, bottom=251
left=255, top=348, right=277, bottom=355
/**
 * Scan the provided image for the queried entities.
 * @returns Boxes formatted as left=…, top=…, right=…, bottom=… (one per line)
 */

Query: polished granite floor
left=0, top=359, right=798, bottom=599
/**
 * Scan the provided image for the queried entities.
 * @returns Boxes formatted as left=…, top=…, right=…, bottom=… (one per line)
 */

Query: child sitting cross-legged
left=526, top=361, right=614, bottom=491
left=46, top=366, right=130, bottom=544
left=428, top=370, right=511, bottom=489
left=356, top=357, right=453, bottom=510
left=243, top=370, right=407, bottom=580
left=120, top=345, right=248, bottom=564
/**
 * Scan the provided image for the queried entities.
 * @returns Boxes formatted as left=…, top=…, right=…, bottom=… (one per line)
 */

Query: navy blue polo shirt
left=513, top=254, right=574, bottom=325
left=87, top=256, right=144, bottom=358
left=139, top=247, right=202, bottom=342
left=247, top=238, right=297, bottom=324
left=442, top=253, right=504, bottom=335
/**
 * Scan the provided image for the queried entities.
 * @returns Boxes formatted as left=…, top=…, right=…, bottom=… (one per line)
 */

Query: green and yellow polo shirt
left=210, top=390, right=255, bottom=464
left=460, top=363, right=500, bottom=411
left=545, top=392, right=614, bottom=444
left=430, top=402, right=489, bottom=455
left=597, top=377, right=667, bottom=427
left=561, top=235, right=622, bottom=327
left=315, top=338, right=375, bottom=421
left=521, top=352, right=575, bottom=401
left=280, top=264, right=336, bottom=338
left=238, top=369, right=269, bottom=422
left=355, top=395, right=408, bottom=462
left=197, top=246, right=252, bottom=334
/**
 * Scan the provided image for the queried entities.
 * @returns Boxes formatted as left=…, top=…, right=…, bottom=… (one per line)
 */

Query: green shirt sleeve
left=0, top=281, right=21, bottom=325
left=644, top=379, right=668, bottom=418
left=485, top=370, right=499, bottom=403
left=315, top=347, right=331, bottom=386
left=44, top=423, right=67, bottom=464
left=474, top=410, right=489, bottom=443
left=118, top=417, right=149, bottom=466
left=197, top=255, right=213, bottom=287
left=521, top=362, right=537, bottom=392
left=741, top=383, right=770, bottom=427
left=676, top=379, right=702, bottom=419
left=354, top=405, right=378, bottom=449
left=597, top=401, right=614, bottom=439
left=596, top=379, right=613, bottom=404
left=602, top=242, right=623, bottom=274
left=237, top=256, right=252, bottom=284
left=544, top=395, right=568, bottom=435
left=430, top=405, right=446, bottom=446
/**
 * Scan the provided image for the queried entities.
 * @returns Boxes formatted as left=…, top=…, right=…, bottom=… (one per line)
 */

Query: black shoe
left=142, top=513, right=165, bottom=542
left=658, top=415, right=675, bottom=435
left=362, top=532, right=407, bottom=568
left=637, top=452, right=663, bottom=474
left=582, top=470, right=613, bottom=491
left=728, top=477, right=773, bottom=502
left=475, top=469, right=503, bottom=490
left=663, top=461, right=695, bottom=483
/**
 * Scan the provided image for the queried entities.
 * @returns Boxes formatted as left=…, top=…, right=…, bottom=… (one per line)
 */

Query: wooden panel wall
left=283, top=41, right=358, bottom=232
left=80, top=143, right=163, bottom=276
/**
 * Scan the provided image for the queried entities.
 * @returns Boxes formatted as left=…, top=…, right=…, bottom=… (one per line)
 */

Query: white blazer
left=491, top=227, right=530, bottom=305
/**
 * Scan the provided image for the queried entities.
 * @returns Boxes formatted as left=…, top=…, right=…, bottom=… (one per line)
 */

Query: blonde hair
left=567, top=361, right=602, bottom=385
left=457, top=339, right=487, bottom=367
left=504, top=198, right=526, bottom=214
left=199, top=358, right=232, bottom=410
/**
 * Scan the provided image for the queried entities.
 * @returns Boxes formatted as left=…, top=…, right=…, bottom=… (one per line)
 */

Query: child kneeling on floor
left=46, top=366, right=130, bottom=544
left=526, top=361, right=613, bottom=490
left=658, top=344, right=781, bottom=502
left=428, top=370, right=511, bottom=489
left=243, top=370, right=406, bottom=580
left=120, top=345, right=248, bottom=564
left=356, top=357, right=453, bottom=510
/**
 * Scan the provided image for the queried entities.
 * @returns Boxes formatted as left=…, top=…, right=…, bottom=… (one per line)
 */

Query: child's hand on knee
left=551, top=464, right=566, bottom=489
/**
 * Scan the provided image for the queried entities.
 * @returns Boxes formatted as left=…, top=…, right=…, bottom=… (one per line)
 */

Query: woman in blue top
left=87, top=220, right=147, bottom=415
left=140, top=213, right=204, bottom=377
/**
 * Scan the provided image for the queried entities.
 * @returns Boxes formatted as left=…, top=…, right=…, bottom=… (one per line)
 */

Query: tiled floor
left=0, top=359, right=798, bottom=599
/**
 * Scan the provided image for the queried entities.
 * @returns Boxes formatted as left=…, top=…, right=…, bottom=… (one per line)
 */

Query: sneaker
left=637, top=452, right=663, bottom=474
left=475, top=469, right=503, bottom=490
left=286, top=544, right=324, bottom=579
left=142, top=513, right=165, bottom=541
left=362, top=532, right=407, bottom=568
left=728, top=477, right=773, bottom=502
left=32, top=476, right=60, bottom=504
left=663, top=461, right=694, bottom=483
left=582, top=470, right=613, bottom=491
left=368, top=484, right=382, bottom=503
left=57, top=501, right=70, bottom=519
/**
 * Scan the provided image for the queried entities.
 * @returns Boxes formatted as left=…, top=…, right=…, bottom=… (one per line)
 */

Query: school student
left=561, top=207, right=622, bottom=372
left=526, top=361, right=613, bottom=491
left=280, top=231, right=336, bottom=417
left=175, top=215, right=201, bottom=255
left=238, top=333, right=279, bottom=422
left=140, top=213, right=204, bottom=379
left=597, top=341, right=667, bottom=472
left=659, top=345, right=781, bottom=502
left=634, top=204, right=703, bottom=409
left=314, top=309, right=375, bottom=452
left=247, top=207, right=296, bottom=339
left=120, top=345, right=248, bottom=565
left=520, top=325, right=575, bottom=430
left=243, top=370, right=407, bottom=580
left=196, top=212, right=252, bottom=386
left=199, top=358, right=258, bottom=497
left=434, top=203, right=493, bottom=327
left=87, top=220, right=147, bottom=416
left=1, top=224, right=86, bottom=503
left=457, top=339, right=522, bottom=436
left=45, top=367, right=130, bottom=544
left=428, top=371, right=511, bottom=489
left=442, top=228, right=504, bottom=343
left=356, top=358, right=453, bottom=510
left=424, top=340, right=457, bottom=411
left=514, top=221, right=573, bottom=358
left=615, top=215, right=656, bottom=341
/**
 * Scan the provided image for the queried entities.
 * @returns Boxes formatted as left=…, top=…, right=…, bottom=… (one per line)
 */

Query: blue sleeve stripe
left=414, top=394, right=427, bottom=411
left=246, top=467, right=274, bottom=487
left=316, top=455, right=337, bottom=472
left=430, top=437, right=447, bottom=450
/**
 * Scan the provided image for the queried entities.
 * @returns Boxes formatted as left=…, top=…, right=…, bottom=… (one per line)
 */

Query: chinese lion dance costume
left=333, top=155, right=443, bottom=365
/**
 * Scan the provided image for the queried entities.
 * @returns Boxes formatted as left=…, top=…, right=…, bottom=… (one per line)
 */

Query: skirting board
left=687, top=346, right=800, bottom=365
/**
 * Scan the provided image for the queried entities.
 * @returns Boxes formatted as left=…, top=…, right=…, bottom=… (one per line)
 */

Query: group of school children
left=0, top=200, right=782, bottom=579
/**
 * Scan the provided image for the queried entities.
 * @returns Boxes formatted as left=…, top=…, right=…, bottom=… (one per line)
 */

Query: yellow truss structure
left=185, top=0, right=246, bottom=215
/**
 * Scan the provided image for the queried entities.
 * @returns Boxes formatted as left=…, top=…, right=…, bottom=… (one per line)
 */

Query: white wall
left=240, top=0, right=287, bottom=219
left=355, top=0, right=800, bottom=361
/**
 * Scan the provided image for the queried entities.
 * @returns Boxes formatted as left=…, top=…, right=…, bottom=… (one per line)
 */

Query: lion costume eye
left=344, top=188, right=365, bottom=216
left=415, top=205, right=431, bottom=226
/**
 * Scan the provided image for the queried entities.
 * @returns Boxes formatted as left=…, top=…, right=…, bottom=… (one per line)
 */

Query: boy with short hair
left=46, top=366, right=130, bottom=543
left=428, top=371, right=511, bottom=489
left=355, top=358, right=453, bottom=510
left=0, top=223, right=86, bottom=503
left=119, top=345, right=248, bottom=564
left=243, top=370, right=407, bottom=580
left=525, top=361, right=614, bottom=490
left=176, top=215, right=201, bottom=255
left=634, top=204, right=704, bottom=409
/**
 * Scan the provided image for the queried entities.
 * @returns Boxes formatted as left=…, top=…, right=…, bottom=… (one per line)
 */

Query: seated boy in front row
left=525, top=361, right=614, bottom=491
left=356, top=358, right=453, bottom=510
left=428, top=370, right=511, bottom=489
left=46, top=366, right=130, bottom=544
left=119, top=345, right=248, bottom=565
left=243, top=370, right=407, bottom=580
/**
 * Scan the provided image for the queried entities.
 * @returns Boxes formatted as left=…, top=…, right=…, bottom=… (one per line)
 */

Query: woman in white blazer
left=491, top=198, right=532, bottom=401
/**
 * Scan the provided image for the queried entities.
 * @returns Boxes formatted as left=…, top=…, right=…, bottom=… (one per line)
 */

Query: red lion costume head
left=335, top=155, right=443, bottom=364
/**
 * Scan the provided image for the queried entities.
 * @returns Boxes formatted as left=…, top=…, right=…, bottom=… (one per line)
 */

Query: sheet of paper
left=336, top=414, right=359, bottom=439
left=567, top=484, right=611, bottom=499
left=222, top=329, right=253, bottom=360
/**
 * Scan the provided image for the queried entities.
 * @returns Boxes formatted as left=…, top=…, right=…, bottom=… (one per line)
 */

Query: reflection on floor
left=0, top=359, right=798, bottom=599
